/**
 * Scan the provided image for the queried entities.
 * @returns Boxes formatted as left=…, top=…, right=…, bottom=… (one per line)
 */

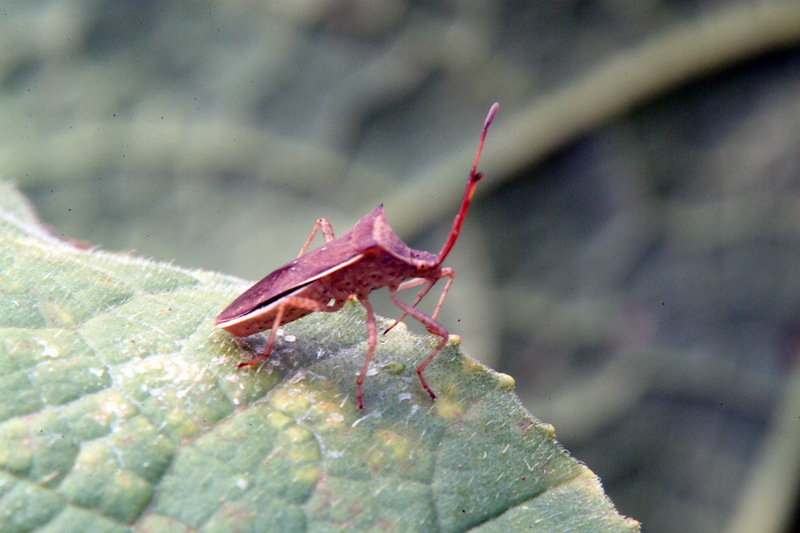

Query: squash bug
left=216, top=103, right=498, bottom=409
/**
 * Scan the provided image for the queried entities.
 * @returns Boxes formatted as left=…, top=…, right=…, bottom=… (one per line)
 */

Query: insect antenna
left=384, top=103, right=498, bottom=335
left=437, top=102, right=498, bottom=262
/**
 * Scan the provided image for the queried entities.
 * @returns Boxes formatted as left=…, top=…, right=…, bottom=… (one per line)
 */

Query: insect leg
left=389, top=287, right=449, bottom=401
left=296, top=218, right=336, bottom=258
left=237, top=297, right=345, bottom=368
left=237, top=301, right=287, bottom=368
left=356, top=295, right=377, bottom=410
left=429, top=268, right=455, bottom=320
left=384, top=267, right=455, bottom=333
left=384, top=278, right=435, bottom=334
left=396, top=277, right=431, bottom=291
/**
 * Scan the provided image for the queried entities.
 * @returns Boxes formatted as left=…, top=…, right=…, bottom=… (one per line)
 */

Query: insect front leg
left=388, top=287, right=450, bottom=401
left=384, top=268, right=455, bottom=334
left=429, top=267, right=455, bottom=320
left=237, top=296, right=345, bottom=368
left=383, top=277, right=434, bottom=334
left=297, top=218, right=336, bottom=258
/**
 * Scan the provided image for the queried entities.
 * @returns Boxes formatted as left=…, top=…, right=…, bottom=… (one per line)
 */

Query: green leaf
left=0, top=182, right=639, bottom=532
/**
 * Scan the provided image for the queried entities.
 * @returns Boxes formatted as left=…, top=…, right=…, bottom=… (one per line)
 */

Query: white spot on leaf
left=38, top=340, right=59, bottom=358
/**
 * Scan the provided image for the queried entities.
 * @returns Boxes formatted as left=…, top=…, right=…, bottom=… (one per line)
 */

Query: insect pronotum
left=216, top=103, right=498, bottom=409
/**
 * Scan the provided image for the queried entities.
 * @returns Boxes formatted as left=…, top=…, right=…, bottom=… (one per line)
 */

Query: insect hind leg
left=297, top=218, right=336, bottom=258
left=237, top=301, right=288, bottom=368
left=237, top=296, right=345, bottom=368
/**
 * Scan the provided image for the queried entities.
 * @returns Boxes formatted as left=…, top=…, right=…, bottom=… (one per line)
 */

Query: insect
left=216, top=103, right=498, bottom=410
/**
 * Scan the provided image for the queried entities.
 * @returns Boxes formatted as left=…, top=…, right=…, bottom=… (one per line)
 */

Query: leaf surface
left=0, top=182, right=639, bottom=532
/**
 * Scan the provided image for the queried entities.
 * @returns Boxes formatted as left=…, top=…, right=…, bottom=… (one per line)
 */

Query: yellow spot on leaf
left=434, top=397, right=464, bottom=420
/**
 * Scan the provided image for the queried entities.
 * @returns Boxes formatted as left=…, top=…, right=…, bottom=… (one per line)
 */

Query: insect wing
left=216, top=239, right=365, bottom=325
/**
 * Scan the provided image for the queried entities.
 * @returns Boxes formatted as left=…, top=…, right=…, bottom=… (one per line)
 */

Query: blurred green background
left=3, top=2, right=800, bottom=532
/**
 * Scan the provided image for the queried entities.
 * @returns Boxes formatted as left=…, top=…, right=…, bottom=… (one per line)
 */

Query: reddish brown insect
left=216, top=103, right=498, bottom=409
